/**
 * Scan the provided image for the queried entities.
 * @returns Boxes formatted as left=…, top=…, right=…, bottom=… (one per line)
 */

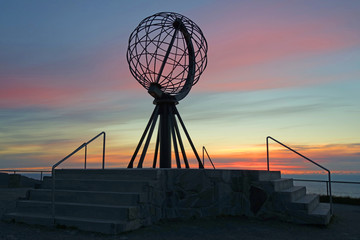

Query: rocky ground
left=0, top=188, right=359, bottom=240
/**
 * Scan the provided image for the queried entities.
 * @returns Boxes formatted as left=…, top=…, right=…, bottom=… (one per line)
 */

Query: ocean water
left=283, top=174, right=360, bottom=198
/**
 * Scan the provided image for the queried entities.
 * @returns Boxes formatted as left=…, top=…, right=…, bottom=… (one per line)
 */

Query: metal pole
left=174, top=107, right=203, bottom=168
left=153, top=130, right=160, bottom=168
left=102, top=132, right=106, bottom=169
left=51, top=168, right=55, bottom=222
left=328, top=172, right=333, bottom=214
left=266, top=137, right=270, bottom=171
left=170, top=115, right=181, bottom=168
left=326, top=181, right=329, bottom=196
left=138, top=111, right=159, bottom=168
left=173, top=112, right=189, bottom=168
left=202, top=147, right=205, bottom=167
left=128, top=106, right=159, bottom=168
left=84, top=144, right=87, bottom=169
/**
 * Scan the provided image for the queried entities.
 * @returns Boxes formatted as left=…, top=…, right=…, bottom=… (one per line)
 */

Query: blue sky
left=1, top=0, right=359, bottom=174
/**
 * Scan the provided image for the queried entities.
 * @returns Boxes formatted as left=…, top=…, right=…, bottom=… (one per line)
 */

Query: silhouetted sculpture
left=126, top=12, right=208, bottom=168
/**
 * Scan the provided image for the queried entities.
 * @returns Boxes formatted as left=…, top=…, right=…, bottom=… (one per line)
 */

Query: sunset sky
left=1, top=0, right=359, bottom=175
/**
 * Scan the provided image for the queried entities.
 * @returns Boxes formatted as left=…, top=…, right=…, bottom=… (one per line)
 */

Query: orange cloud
left=5, top=142, right=359, bottom=177
left=199, top=142, right=360, bottom=174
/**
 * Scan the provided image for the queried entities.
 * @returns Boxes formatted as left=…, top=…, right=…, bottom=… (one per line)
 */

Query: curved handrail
left=266, top=136, right=332, bottom=214
left=51, top=131, right=106, bottom=220
left=202, top=146, right=216, bottom=169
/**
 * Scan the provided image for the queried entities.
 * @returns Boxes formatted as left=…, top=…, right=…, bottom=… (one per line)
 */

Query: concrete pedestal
left=3, top=169, right=331, bottom=234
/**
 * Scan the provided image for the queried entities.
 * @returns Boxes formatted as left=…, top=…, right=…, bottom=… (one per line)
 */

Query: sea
left=283, top=173, right=360, bottom=198
left=10, top=172, right=360, bottom=198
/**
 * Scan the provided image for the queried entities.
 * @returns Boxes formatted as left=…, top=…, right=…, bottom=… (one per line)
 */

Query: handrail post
left=328, top=172, right=333, bottom=214
left=102, top=132, right=106, bottom=169
left=84, top=144, right=87, bottom=169
left=51, top=167, right=55, bottom=222
left=266, top=136, right=270, bottom=171
left=326, top=181, right=329, bottom=196
left=202, top=146, right=205, bottom=167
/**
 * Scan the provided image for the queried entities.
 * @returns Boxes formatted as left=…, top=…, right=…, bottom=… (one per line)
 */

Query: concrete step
left=309, top=203, right=331, bottom=225
left=251, top=170, right=281, bottom=181
left=289, top=203, right=331, bottom=225
left=290, top=194, right=319, bottom=213
left=52, top=169, right=160, bottom=181
left=15, top=200, right=139, bottom=221
left=28, top=189, right=146, bottom=206
left=276, top=186, right=306, bottom=202
left=3, top=212, right=142, bottom=234
left=271, top=178, right=294, bottom=191
left=41, top=179, right=150, bottom=192
left=44, top=169, right=281, bottom=184
left=258, top=178, right=293, bottom=192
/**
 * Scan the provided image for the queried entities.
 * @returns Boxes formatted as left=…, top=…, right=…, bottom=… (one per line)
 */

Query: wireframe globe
left=127, top=12, right=208, bottom=101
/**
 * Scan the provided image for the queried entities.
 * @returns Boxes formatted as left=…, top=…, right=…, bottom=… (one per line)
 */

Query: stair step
left=15, top=200, right=139, bottom=221
left=3, top=212, right=53, bottom=226
left=52, top=169, right=160, bottom=181
left=259, top=178, right=293, bottom=192
left=289, top=203, right=331, bottom=225
left=271, top=178, right=293, bottom=191
left=309, top=203, right=331, bottom=224
left=256, top=171, right=281, bottom=181
left=28, top=189, right=146, bottom=206
left=277, top=186, right=306, bottom=202
left=41, top=179, right=151, bottom=192
left=3, top=212, right=142, bottom=234
left=291, top=194, right=319, bottom=213
left=3, top=169, right=330, bottom=233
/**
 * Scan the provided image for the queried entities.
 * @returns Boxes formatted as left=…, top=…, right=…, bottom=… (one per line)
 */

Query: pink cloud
left=0, top=54, right=141, bottom=108
left=0, top=79, right=87, bottom=108
left=198, top=14, right=360, bottom=92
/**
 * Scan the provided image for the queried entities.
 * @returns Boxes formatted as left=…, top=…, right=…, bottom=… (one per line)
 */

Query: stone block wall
left=141, top=169, right=277, bottom=222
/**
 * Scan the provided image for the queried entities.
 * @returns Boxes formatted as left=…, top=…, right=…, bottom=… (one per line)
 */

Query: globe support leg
left=173, top=106, right=204, bottom=169
left=172, top=111, right=190, bottom=168
left=128, top=101, right=204, bottom=169
left=128, top=105, right=159, bottom=168
left=152, top=131, right=160, bottom=168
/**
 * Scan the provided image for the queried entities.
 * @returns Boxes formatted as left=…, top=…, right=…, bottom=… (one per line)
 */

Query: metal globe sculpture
left=127, top=12, right=208, bottom=101
left=127, top=12, right=208, bottom=169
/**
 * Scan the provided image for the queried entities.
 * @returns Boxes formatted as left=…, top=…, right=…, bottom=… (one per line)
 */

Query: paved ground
left=0, top=188, right=359, bottom=240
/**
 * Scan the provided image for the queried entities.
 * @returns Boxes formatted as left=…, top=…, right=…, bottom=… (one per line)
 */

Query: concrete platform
left=2, top=169, right=331, bottom=234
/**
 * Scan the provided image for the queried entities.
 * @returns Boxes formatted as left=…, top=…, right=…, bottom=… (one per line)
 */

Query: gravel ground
left=1, top=188, right=359, bottom=240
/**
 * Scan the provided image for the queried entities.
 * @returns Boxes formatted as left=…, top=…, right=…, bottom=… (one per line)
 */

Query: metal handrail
left=292, top=178, right=360, bottom=197
left=0, top=169, right=51, bottom=180
left=202, top=146, right=216, bottom=169
left=51, top=131, right=106, bottom=220
left=266, top=136, right=332, bottom=214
